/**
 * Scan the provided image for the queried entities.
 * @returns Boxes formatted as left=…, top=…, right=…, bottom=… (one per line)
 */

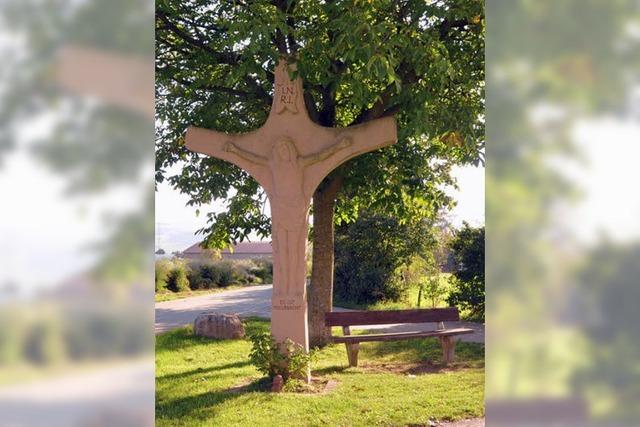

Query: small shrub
left=399, top=254, right=448, bottom=308
left=446, top=224, right=485, bottom=321
left=200, top=264, right=221, bottom=288
left=248, top=332, right=313, bottom=382
left=0, top=310, right=26, bottom=365
left=187, top=265, right=205, bottom=290
left=24, top=320, right=66, bottom=365
left=421, top=274, right=448, bottom=308
left=232, top=259, right=269, bottom=285
left=217, top=261, right=234, bottom=287
left=200, top=278, right=214, bottom=289
left=155, top=259, right=173, bottom=292
left=250, top=258, right=273, bottom=283
left=167, top=262, right=190, bottom=292
left=247, top=274, right=262, bottom=284
left=232, top=259, right=251, bottom=282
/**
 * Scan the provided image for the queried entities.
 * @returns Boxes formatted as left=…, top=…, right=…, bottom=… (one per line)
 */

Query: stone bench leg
left=439, top=336, right=456, bottom=365
left=342, top=326, right=360, bottom=367
left=345, top=342, right=360, bottom=367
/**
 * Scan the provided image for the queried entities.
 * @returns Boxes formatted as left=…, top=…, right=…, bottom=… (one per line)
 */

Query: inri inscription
left=275, top=62, right=298, bottom=114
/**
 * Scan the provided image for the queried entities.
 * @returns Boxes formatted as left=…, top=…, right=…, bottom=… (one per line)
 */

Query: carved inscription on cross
left=275, top=76, right=298, bottom=114
left=185, top=59, right=397, bottom=361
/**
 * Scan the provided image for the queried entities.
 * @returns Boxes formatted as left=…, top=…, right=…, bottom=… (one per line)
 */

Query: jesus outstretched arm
left=301, top=136, right=353, bottom=167
left=185, top=127, right=271, bottom=189
left=224, top=142, right=268, bottom=166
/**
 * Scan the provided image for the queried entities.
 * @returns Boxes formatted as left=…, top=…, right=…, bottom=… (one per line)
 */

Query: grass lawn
left=155, top=285, right=248, bottom=302
left=156, top=318, right=484, bottom=426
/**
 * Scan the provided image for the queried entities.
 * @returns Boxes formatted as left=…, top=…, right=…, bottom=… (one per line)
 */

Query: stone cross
left=185, top=58, right=397, bottom=361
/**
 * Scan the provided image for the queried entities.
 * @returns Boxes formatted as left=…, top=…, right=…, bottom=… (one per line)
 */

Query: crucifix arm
left=303, top=116, right=397, bottom=196
left=301, top=136, right=353, bottom=167
left=185, top=127, right=271, bottom=189
left=320, top=116, right=397, bottom=172
left=224, top=142, right=268, bottom=166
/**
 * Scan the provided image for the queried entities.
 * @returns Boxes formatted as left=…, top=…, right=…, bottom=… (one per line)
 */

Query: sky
left=0, top=112, right=147, bottom=293
left=555, top=116, right=640, bottom=246
left=0, top=145, right=144, bottom=291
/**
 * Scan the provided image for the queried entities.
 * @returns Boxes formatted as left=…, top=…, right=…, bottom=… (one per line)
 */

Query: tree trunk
left=308, top=175, right=343, bottom=347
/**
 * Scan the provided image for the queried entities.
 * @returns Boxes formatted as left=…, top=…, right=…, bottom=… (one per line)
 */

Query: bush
left=155, top=259, right=173, bottom=292
left=186, top=263, right=218, bottom=290
left=200, top=264, right=222, bottom=287
left=446, top=223, right=485, bottom=321
left=217, top=261, right=234, bottom=287
left=230, top=259, right=251, bottom=284
left=187, top=265, right=204, bottom=290
left=167, top=261, right=190, bottom=292
left=156, top=259, right=191, bottom=292
left=24, top=320, right=66, bottom=365
left=0, top=305, right=151, bottom=369
left=334, top=214, right=431, bottom=305
left=398, top=254, right=448, bottom=308
left=155, top=257, right=274, bottom=294
left=0, top=310, right=26, bottom=365
left=250, top=258, right=273, bottom=283
left=248, top=332, right=313, bottom=382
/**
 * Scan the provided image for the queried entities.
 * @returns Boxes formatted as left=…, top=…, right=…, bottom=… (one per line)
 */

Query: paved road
left=155, top=285, right=273, bottom=333
left=155, top=284, right=484, bottom=343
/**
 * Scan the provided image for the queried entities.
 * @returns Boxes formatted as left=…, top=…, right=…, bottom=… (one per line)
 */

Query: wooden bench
left=325, top=308, right=474, bottom=367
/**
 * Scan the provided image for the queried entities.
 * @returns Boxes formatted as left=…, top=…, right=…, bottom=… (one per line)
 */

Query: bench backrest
left=325, top=308, right=460, bottom=327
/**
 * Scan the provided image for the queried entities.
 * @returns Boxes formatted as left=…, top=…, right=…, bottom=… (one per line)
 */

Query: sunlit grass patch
left=156, top=318, right=484, bottom=426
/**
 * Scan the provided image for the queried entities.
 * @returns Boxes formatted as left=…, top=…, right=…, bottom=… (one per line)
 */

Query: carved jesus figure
left=224, top=136, right=352, bottom=297
left=184, top=58, right=397, bottom=360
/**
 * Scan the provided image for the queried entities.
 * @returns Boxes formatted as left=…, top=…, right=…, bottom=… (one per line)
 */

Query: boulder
left=193, top=312, right=245, bottom=339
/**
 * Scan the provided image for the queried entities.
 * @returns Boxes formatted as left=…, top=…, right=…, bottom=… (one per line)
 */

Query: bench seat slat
left=332, top=327, right=474, bottom=344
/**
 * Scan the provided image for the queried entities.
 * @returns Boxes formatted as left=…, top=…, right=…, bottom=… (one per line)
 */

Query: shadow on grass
left=157, top=360, right=252, bottom=381
left=156, top=319, right=275, bottom=422
left=312, top=365, right=350, bottom=376
left=156, top=377, right=273, bottom=422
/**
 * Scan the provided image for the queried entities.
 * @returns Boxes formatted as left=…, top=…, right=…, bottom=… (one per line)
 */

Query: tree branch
left=319, top=85, right=336, bottom=126
left=243, top=77, right=273, bottom=104
left=349, top=62, right=418, bottom=125
left=156, top=10, right=240, bottom=64
left=438, top=18, right=473, bottom=40
left=164, top=72, right=266, bottom=102
left=304, top=92, right=320, bottom=123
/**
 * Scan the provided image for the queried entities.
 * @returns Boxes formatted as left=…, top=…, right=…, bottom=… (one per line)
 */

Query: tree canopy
left=155, top=0, right=485, bottom=247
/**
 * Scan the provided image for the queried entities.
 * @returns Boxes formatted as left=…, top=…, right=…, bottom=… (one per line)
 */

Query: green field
left=156, top=318, right=484, bottom=426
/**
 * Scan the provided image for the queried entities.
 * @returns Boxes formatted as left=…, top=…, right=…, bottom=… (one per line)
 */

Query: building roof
left=183, top=241, right=272, bottom=255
